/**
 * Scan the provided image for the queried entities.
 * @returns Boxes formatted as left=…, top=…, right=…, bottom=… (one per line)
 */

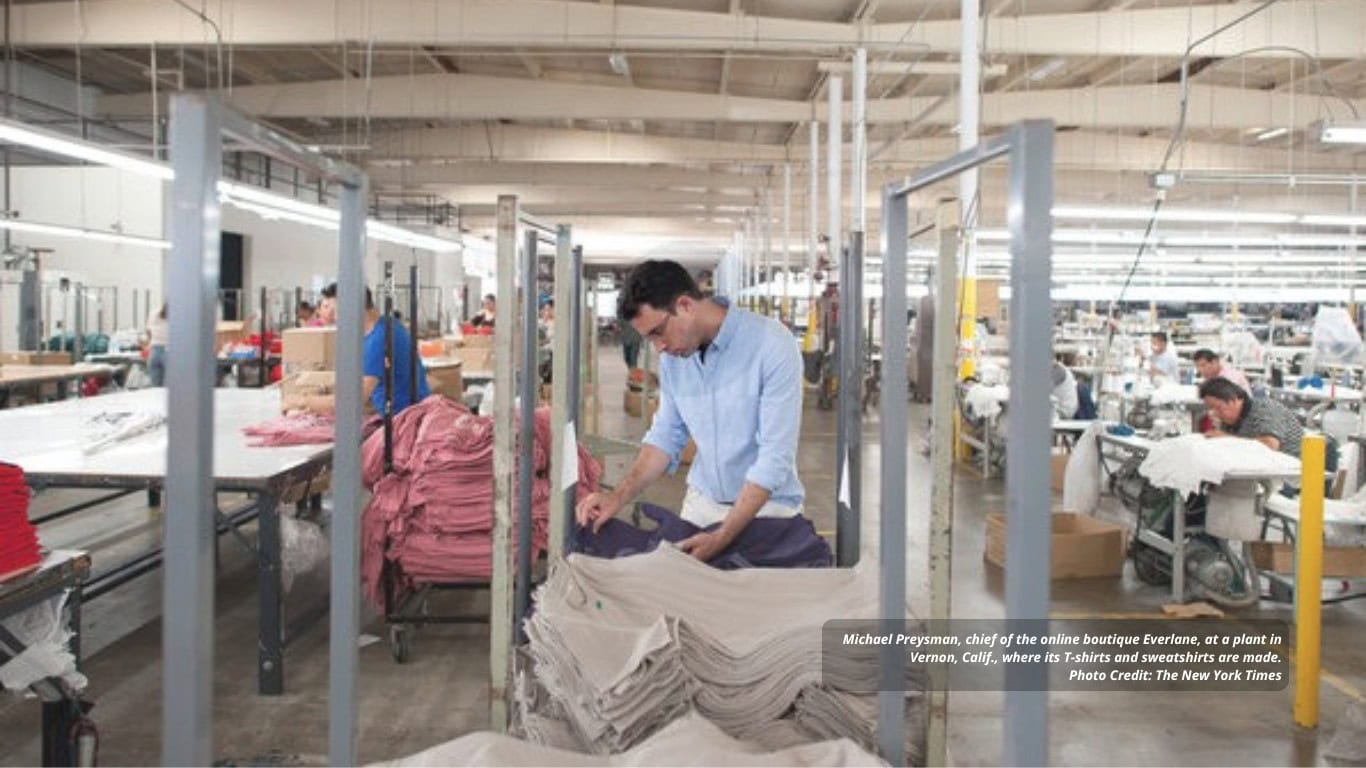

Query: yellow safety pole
left=958, top=276, right=977, bottom=380
left=1294, top=433, right=1325, bottom=729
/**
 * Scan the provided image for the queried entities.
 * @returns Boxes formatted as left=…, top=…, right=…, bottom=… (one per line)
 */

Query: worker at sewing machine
left=1200, top=377, right=1303, bottom=458
left=1193, top=348, right=1250, bottom=394
left=1148, top=331, right=1180, bottom=382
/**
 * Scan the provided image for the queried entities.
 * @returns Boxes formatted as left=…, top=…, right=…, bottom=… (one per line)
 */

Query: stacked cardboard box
left=985, top=511, right=1128, bottom=580
left=282, top=327, right=337, bottom=375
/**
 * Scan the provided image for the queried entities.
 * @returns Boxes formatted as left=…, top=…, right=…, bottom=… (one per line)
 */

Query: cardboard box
left=986, top=511, right=1128, bottom=580
left=1250, top=541, right=1366, bottom=578
left=461, top=334, right=495, bottom=349
left=451, top=346, right=496, bottom=374
left=624, top=388, right=659, bottom=418
left=0, top=351, right=70, bottom=365
left=426, top=361, right=464, bottom=401
left=215, top=320, right=248, bottom=352
left=282, top=327, right=337, bottom=375
left=1051, top=450, right=1070, bottom=493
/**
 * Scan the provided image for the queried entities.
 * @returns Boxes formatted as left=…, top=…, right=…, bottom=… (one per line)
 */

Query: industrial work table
left=0, top=550, right=91, bottom=766
left=0, top=364, right=118, bottom=408
left=0, top=388, right=333, bottom=695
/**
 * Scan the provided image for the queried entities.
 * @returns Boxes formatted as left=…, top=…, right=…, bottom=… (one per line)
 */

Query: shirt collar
left=707, top=296, right=739, bottom=354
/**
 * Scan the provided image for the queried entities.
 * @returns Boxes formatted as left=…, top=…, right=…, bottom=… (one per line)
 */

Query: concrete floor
left=2, top=340, right=1364, bottom=765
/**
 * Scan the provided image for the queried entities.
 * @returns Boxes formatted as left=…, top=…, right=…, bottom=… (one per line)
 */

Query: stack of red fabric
left=360, top=396, right=602, bottom=608
left=0, top=463, right=40, bottom=580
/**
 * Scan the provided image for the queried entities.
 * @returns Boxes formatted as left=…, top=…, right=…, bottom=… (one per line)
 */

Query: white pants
left=680, top=486, right=802, bottom=528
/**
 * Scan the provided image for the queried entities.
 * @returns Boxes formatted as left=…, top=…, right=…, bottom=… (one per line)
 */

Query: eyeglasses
left=643, top=312, right=671, bottom=340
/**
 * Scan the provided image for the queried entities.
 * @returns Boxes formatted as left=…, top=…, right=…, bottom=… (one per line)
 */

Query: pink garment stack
left=0, top=462, right=40, bottom=581
left=241, top=414, right=336, bottom=447
left=361, top=396, right=602, bottom=608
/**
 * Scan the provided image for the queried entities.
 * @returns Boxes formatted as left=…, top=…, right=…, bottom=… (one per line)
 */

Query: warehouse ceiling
left=5, top=0, right=1366, bottom=264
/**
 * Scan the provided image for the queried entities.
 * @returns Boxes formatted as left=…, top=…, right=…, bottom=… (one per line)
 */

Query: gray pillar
left=327, top=174, right=369, bottom=768
left=1003, top=121, right=1055, bottom=768
left=836, top=232, right=863, bottom=566
left=162, top=94, right=221, bottom=768
left=488, top=196, right=518, bottom=731
left=515, top=229, right=538, bottom=644
left=877, top=186, right=909, bottom=767
left=549, top=226, right=577, bottom=562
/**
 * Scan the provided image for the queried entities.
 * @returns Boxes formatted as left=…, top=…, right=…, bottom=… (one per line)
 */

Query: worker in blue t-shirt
left=284, top=284, right=430, bottom=416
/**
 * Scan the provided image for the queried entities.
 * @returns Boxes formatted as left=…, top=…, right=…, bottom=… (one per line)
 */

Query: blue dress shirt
left=642, top=298, right=805, bottom=509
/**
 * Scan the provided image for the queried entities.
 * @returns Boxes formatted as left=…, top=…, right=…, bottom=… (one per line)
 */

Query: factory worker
left=1148, top=331, right=1180, bottom=381
left=470, top=294, right=496, bottom=328
left=1199, top=377, right=1302, bottom=458
left=576, top=260, right=807, bottom=563
left=1192, top=348, right=1250, bottom=394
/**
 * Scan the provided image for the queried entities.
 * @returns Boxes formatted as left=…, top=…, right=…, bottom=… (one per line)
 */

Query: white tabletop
left=1053, top=419, right=1096, bottom=432
left=0, top=388, right=332, bottom=489
left=0, top=363, right=117, bottom=387
left=1270, top=384, right=1364, bottom=403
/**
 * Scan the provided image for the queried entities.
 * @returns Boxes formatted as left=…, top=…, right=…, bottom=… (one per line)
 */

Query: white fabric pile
left=377, top=711, right=886, bottom=767
left=82, top=410, right=166, bottom=454
left=1148, top=383, right=1199, bottom=407
left=1138, top=434, right=1300, bottom=498
left=963, top=383, right=1010, bottom=421
left=522, top=546, right=922, bottom=758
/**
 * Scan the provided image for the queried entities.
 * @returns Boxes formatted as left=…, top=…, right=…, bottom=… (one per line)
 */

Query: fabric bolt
left=522, top=547, right=922, bottom=757
left=242, top=414, right=336, bottom=446
left=642, top=296, right=806, bottom=509
left=1138, top=433, right=1301, bottom=498
left=360, top=396, right=601, bottom=608
left=574, top=501, right=832, bottom=569
left=378, top=711, right=886, bottom=767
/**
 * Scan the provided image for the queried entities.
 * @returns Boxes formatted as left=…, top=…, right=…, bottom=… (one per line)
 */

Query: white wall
left=2, top=167, right=165, bottom=349
left=222, top=208, right=465, bottom=332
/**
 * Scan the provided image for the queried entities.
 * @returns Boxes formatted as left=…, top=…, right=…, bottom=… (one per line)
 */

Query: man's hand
left=677, top=530, right=734, bottom=563
left=575, top=491, right=623, bottom=533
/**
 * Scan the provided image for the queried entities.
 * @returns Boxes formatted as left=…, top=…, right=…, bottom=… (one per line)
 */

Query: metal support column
left=928, top=203, right=961, bottom=766
left=1002, top=121, right=1054, bottom=768
left=258, top=285, right=268, bottom=387
left=851, top=49, right=868, bottom=233
left=162, top=94, right=221, bottom=768
left=328, top=175, right=368, bottom=767
left=550, top=226, right=578, bottom=562
left=382, top=262, right=395, bottom=472
left=836, top=232, right=863, bottom=566
left=489, top=196, right=518, bottom=731
left=409, top=263, right=419, bottom=405
left=877, top=186, right=909, bottom=767
left=72, top=283, right=85, bottom=362
left=781, top=163, right=792, bottom=321
left=827, top=76, right=843, bottom=281
left=808, top=121, right=819, bottom=307
left=515, top=229, right=538, bottom=644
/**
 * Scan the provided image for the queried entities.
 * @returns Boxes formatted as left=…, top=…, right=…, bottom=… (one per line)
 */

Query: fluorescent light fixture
left=0, top=118, right=460, bottom=252
left=1027, top=57, right=1066, bottom=82
left=1255, top=127, right=1289, bottom=142
left=1052, top=205, right=1297, bottom=225
left=0, top=118, right=172, bottom=180
left=0, top=218, right=170, bottom=249
left=1318, top=121, right=1366, bottom=145
left=1299, top=214, right=1366, bottom=228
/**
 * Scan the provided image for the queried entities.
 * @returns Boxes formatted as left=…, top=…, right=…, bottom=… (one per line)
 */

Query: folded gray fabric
left=378, top=711, right=887, bottom=767
left=521, top=546, right=925, bottom=759
left=794, top=687, right=926, bottom=766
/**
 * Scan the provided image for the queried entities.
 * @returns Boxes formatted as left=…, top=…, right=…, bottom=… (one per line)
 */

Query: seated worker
left=296, top=301, right=316, bottom=326
left=1192, top=348, right=1250, bottom=394
left=284, top=284, right=429, bottom=416
left=575, top=260, right=806, bottom=562
left=1148, top=331, right=1180, bottom=381
left=310, top=284, right=336, bottom=327
left=1199, top=377, right=1302, bottom=458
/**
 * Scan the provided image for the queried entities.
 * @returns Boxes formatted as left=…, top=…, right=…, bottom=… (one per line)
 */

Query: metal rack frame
left=878, top=120, right=1054, bottom=766
left=163, top=94, right=369, bottom=767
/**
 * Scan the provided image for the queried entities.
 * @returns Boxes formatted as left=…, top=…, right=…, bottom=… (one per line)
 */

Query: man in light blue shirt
left=575, top=260, right=806, bottom=562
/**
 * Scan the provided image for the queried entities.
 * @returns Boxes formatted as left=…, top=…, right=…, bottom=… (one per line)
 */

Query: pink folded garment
left=241, top=414, right=335, bottom=446
left=359, top=395, right=603, bottom=608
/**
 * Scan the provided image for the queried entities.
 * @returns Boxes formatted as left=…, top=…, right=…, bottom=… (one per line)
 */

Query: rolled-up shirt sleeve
left=744, top=334, right=802, bottom=493
left=642, top=370, right=691, bottom=474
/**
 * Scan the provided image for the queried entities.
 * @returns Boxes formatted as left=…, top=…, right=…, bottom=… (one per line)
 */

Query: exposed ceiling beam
left=366, top=162, right=773, bottom=191
left=516, top=51, right=543, bottom=79
left=13, top=0, right=1364, bottom=60
left=345, top=124, right=1361, bottom=174
left=818, top=61, right=1009, bottom=78
left=99, top=75, right=1366, bottom=134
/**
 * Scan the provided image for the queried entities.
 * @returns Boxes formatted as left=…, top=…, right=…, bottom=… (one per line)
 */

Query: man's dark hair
left=1192, top=348, right=1219, bottom=363
left=1199, top=377, right=1245, bottom=402
left=484, top=294, right=496, bottom=304
left=298, top=301, right=314, bottom=312
left=320, top=282, right=374, bottom=309
left=617, top=260, right=703, bottom=322
left=1151, top=331, right=1169, bottom=343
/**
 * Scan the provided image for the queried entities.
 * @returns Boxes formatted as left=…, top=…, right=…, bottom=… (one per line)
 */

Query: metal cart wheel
left=389, top=625, right=410, bottom=664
